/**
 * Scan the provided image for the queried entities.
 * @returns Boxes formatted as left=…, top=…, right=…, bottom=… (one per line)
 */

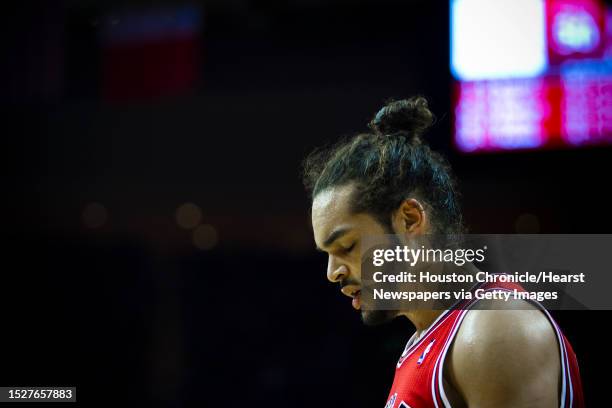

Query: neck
left=400, top=262, right=481, bottom=334
left=401, top=309, right=445, bottom=333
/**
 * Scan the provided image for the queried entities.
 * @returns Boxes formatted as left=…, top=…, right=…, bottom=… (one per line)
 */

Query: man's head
left=303, top=97, right=462, bottom=325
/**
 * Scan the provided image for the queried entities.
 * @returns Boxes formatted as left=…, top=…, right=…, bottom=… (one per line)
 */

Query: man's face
left=311, top=183, right=397, bottom=325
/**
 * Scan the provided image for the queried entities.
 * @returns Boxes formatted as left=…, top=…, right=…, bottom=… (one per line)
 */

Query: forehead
left=312, top=184, right=354, bottom=222
left=311, top=184, right=356, bottom=242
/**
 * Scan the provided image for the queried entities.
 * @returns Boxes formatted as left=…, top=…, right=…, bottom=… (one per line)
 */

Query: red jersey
left=384, top=280, right=584, bottom=408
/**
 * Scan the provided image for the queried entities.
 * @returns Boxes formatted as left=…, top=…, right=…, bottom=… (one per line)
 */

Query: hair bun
left=369, top=97, right=435, bottom=139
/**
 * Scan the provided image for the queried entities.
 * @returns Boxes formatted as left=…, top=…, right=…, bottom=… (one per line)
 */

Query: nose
left=327, top=256, right=348, bottom=283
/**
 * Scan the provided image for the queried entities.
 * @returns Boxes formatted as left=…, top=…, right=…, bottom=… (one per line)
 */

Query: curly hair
left=302, top=96, right=463, bottom=235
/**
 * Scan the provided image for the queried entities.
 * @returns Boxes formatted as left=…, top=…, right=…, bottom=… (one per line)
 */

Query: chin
left=361, top=309, right=396, bottom=326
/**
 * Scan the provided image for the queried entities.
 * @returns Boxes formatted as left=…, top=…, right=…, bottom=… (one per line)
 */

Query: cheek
left=349, top=260, right=362, bottom=280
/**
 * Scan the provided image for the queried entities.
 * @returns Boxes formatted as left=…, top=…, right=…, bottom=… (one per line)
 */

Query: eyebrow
left=317, top=227, right=352, bottom=251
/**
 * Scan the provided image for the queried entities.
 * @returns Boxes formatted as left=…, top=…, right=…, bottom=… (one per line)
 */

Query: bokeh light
left=176, top=203, right=202, bottom=229
left=192, top=224, right=218, bottom=250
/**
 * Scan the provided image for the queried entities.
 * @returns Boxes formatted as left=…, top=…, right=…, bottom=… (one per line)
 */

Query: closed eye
left=343, top=242, right=357, bottom=254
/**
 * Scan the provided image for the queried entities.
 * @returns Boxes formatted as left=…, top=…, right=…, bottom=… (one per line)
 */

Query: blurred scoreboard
left=100, top=5, right=201, bottom=101
left=451, top=0, right=612, bottom=152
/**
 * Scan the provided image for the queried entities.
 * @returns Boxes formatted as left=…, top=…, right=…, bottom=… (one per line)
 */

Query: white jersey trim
left=397, top=308, right=454, bottom=369
left=397, top=280, right=485, bottom=371
left=432, top=287, right=572, bottom=408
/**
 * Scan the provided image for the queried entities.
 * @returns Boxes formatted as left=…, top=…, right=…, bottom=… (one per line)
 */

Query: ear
left=390, top=198, right=428, bottom=234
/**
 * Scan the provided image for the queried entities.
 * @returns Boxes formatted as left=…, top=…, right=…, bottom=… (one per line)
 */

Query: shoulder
left=455, top=298, right=558, bottom=356
left=446, top=300, right=561, bottom=407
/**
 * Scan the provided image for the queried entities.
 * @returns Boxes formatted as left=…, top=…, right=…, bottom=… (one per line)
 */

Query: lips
left=340, top=285, right=361, bottom=310
left=351, top=290, right=361, bottom=310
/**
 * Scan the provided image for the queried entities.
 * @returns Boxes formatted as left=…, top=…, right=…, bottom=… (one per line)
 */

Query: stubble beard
left=361, top=309, right=398, bottom=326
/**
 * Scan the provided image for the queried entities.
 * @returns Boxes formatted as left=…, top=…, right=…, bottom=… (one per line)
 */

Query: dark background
left=3, top=0, right=610, bottom=406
